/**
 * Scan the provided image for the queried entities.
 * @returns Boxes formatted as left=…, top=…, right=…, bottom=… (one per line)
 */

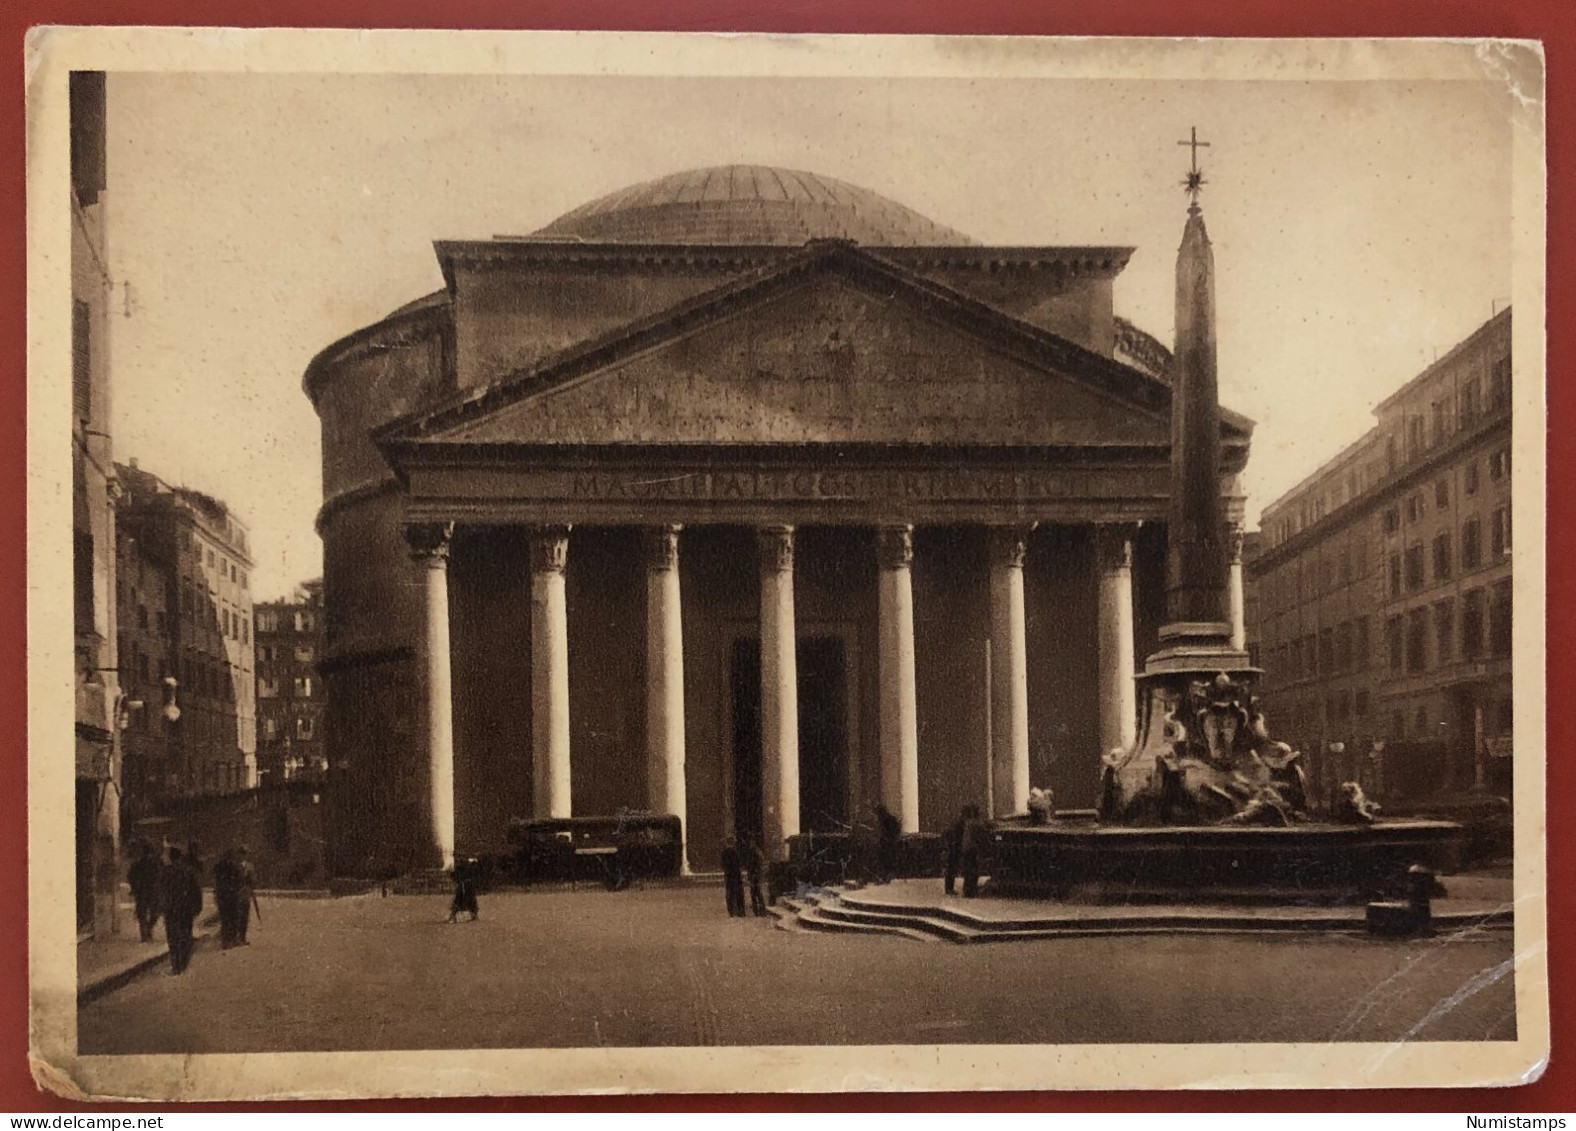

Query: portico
left=307, top=168, right=1252, bottom=877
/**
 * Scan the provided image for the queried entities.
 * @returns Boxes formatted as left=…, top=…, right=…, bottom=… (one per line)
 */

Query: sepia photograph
left=28, top=29, right=1547, bottom=1099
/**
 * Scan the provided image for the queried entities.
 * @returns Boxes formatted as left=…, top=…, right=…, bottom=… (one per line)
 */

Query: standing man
left=233, top=846, right=257, bottom=945
left=745, top=839, right=769, bottom=917
left=212, top=849, right=239, bottom=949
left=127, top=841, right=161, bottom=943
left=961, top=811, right=988, bottom=899
left=161, top=845, right=203, bottom=975
left=719, top=837, right=745, bottom=917
left=943, top=805, right=978, bottom=897
left=872, top=801, right=901, bottom=885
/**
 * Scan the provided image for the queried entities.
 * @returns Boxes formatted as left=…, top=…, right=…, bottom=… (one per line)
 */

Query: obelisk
left=1101, top=130, right=1252, bottom=813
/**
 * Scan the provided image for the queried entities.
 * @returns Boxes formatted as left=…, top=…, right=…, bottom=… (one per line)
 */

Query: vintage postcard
left=27, top=28, right=1548, bottom=1099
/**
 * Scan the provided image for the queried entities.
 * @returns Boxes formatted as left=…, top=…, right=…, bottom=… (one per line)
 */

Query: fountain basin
left=986, top=815, right=1464, bottom=904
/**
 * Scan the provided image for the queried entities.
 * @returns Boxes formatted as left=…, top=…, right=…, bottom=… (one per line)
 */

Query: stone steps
left=770, top=884, right=1515, bottom=944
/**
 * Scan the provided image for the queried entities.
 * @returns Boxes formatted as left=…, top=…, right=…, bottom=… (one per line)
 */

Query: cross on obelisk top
left=1177, top=126, right=1210, bottom=209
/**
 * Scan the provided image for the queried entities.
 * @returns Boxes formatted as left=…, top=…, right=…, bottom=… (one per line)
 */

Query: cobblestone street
left=78, top=886, right=1517, bottom=1053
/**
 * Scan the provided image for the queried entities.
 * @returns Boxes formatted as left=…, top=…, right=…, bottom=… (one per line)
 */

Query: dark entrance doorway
left=729, top=634, right=850, bottom=846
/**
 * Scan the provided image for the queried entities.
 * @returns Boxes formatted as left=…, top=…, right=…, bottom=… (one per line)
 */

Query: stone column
left=988, top=526, right=1032, bottom=818
left=644, top=524, right=688, bottom=866
left=1226, top=521, right=1247, bottom=652
left=758, top=525, right=799, bottom=861
left=877, top=524, right=920, bottom=833
left=407, top=522, right=456, bottom=870
left=1096, top=525, right=1139, bottom=759
left=530, top=525, right=572, bottom=820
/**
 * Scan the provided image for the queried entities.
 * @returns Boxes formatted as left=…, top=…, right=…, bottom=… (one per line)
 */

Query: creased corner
left=29, top=1052, right=91, bottom=1103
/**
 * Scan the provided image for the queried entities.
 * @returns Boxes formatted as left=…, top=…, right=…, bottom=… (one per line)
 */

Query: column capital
left=1095, top=524, right=1137, bottom=573
left=876, top=524, right=914, bottom=571
left=405, top=522, right=454, bottom=565
left=529, top=525, right=571, bottom=574
left=758, top=524, right=795, bottom=573
left=642, top=524, right=682, bottom=572
left=988, top=524, right=1033, bottom=569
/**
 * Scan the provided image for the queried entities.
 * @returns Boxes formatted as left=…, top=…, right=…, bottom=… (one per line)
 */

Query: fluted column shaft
left=988, top=526, right=1032, bottom=818
left=531, top=526, right=572, bottom=820
left=758, top=525, right=799, bottom=862
left=1096, top=525, right=1138, bottom=759
left=644, top=525, right=688, bottom=868
left=408, top=523, right=455, bottom=870
left=877, top=525, right=920, bottom=833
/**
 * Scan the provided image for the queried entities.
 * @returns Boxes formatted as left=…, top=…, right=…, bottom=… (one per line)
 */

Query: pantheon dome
left=532, top=164, right=979, bottom=246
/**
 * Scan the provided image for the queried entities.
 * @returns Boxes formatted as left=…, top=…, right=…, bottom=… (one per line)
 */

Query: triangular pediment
left=384, top=247, right=1239, bottom=451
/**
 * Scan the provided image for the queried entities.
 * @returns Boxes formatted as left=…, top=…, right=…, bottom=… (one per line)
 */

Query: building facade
left=1247, top=308, right=1513, bottom=801
left=116, top=460, right=258, bottom=809
left=255, top=580, right=328, bottom=785
left=306, top=166, right=1254, bottom=875
left=71, top=70, right=120, bottom=933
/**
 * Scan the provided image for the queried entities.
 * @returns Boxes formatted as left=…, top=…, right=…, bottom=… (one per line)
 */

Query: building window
left=1388, top=553, right=1402, bottom=598
left=1492, top=506, right=1512, bottom=557
left=257, top=611, right=277, bottom=633
left=1382, top=508, right=1399, bottom=535
left=1319, top=629, right=1335, bottom=676
left=1386, top=616, right=1404, bottom=673
left=294, top=611, right=316, bottom=634
left=1415, top=705, right=1429, bottom=738
left=1406, top=608, right=1428, bottom=673
left=294, top=645, right=315, bottom=663
left=258, top=678, right=279, bottom=699
left=296, top=716, right=315, bottom=741
left=1404, top=543, right=1425, bottom=591
left=1355, top=617, right=1371, bottom=671
left=1336, top=622, right=1353, bottom=671
left=294, top=676, right=313, bottom=698
left=137, top=603, right=149, bottom=630
left=1491, top=356, right=1511, bottom=410
left=1465, top=461, right=1479, bottom=495
left=1338, top=549, right=1351, bottom=587
left=1435, top=479, right=1449, bottom=509
left=1355, top=690, right=1370, bottom=719
left=1434, top=600, right=1454, bottom=665
left=72, top=300, right=91, bottom=421
left=1490, top=448, right=1511, bottom=480
left=1432, top=532, right=1452, bottom=581
left=1462, top=519, right=1482, bottom=569
left=1462, top=588, right=1486, bottom=659
left=1431, top=401, right=1445, bottom=445
left=1462, top=379, right=1479, bottom=425
left=263, top=717, right=277, bottom=740
left=1404, top=494, right=1422, bottom=524
left=1489, top=580, right=1513, bottom=657
left=1408, top=415, right=1424, bottom=457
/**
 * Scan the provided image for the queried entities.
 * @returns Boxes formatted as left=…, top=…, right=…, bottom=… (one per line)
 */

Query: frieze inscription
left=565, top=468, right=1102, bottom=503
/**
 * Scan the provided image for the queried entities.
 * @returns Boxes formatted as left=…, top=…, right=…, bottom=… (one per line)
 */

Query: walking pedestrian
left=872, top=801, right=901, bottom=884
left=961, top=811, right=989, bottom=899
left=161, top=846, right=203, bottom=975
left=447, top=857, right=479, bottom=922
left=127, top=841, right=161, bottom=943
left=746, top=839, right=769, bottom=916
left=719, top=837, right=746, bottom=917
left=233, top=846, right=257, bottom=945
left=213, top=849, right=240, bottom=949
left=943, top=804, right=979, bottom=897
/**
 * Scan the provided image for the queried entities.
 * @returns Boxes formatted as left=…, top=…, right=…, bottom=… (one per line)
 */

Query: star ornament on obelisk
left=1178, top=126, right=1210, bottom=211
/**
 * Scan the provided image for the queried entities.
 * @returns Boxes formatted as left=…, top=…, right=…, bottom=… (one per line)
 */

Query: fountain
left=987, top=133, right=1462, bottom=902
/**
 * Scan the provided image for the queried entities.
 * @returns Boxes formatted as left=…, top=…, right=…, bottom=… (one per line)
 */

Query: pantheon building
left=305, top=165, right=1253, bottom=874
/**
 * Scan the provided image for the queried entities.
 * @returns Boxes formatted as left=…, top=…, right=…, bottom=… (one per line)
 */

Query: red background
left=1, top=0, right=1568, bottom=1112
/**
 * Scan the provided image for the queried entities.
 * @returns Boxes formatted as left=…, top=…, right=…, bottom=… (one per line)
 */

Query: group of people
left=126, top=840, right=258, bottom=976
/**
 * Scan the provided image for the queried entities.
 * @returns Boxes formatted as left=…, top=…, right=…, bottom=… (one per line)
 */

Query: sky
left=105, top=70, right=1513, bottom=600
